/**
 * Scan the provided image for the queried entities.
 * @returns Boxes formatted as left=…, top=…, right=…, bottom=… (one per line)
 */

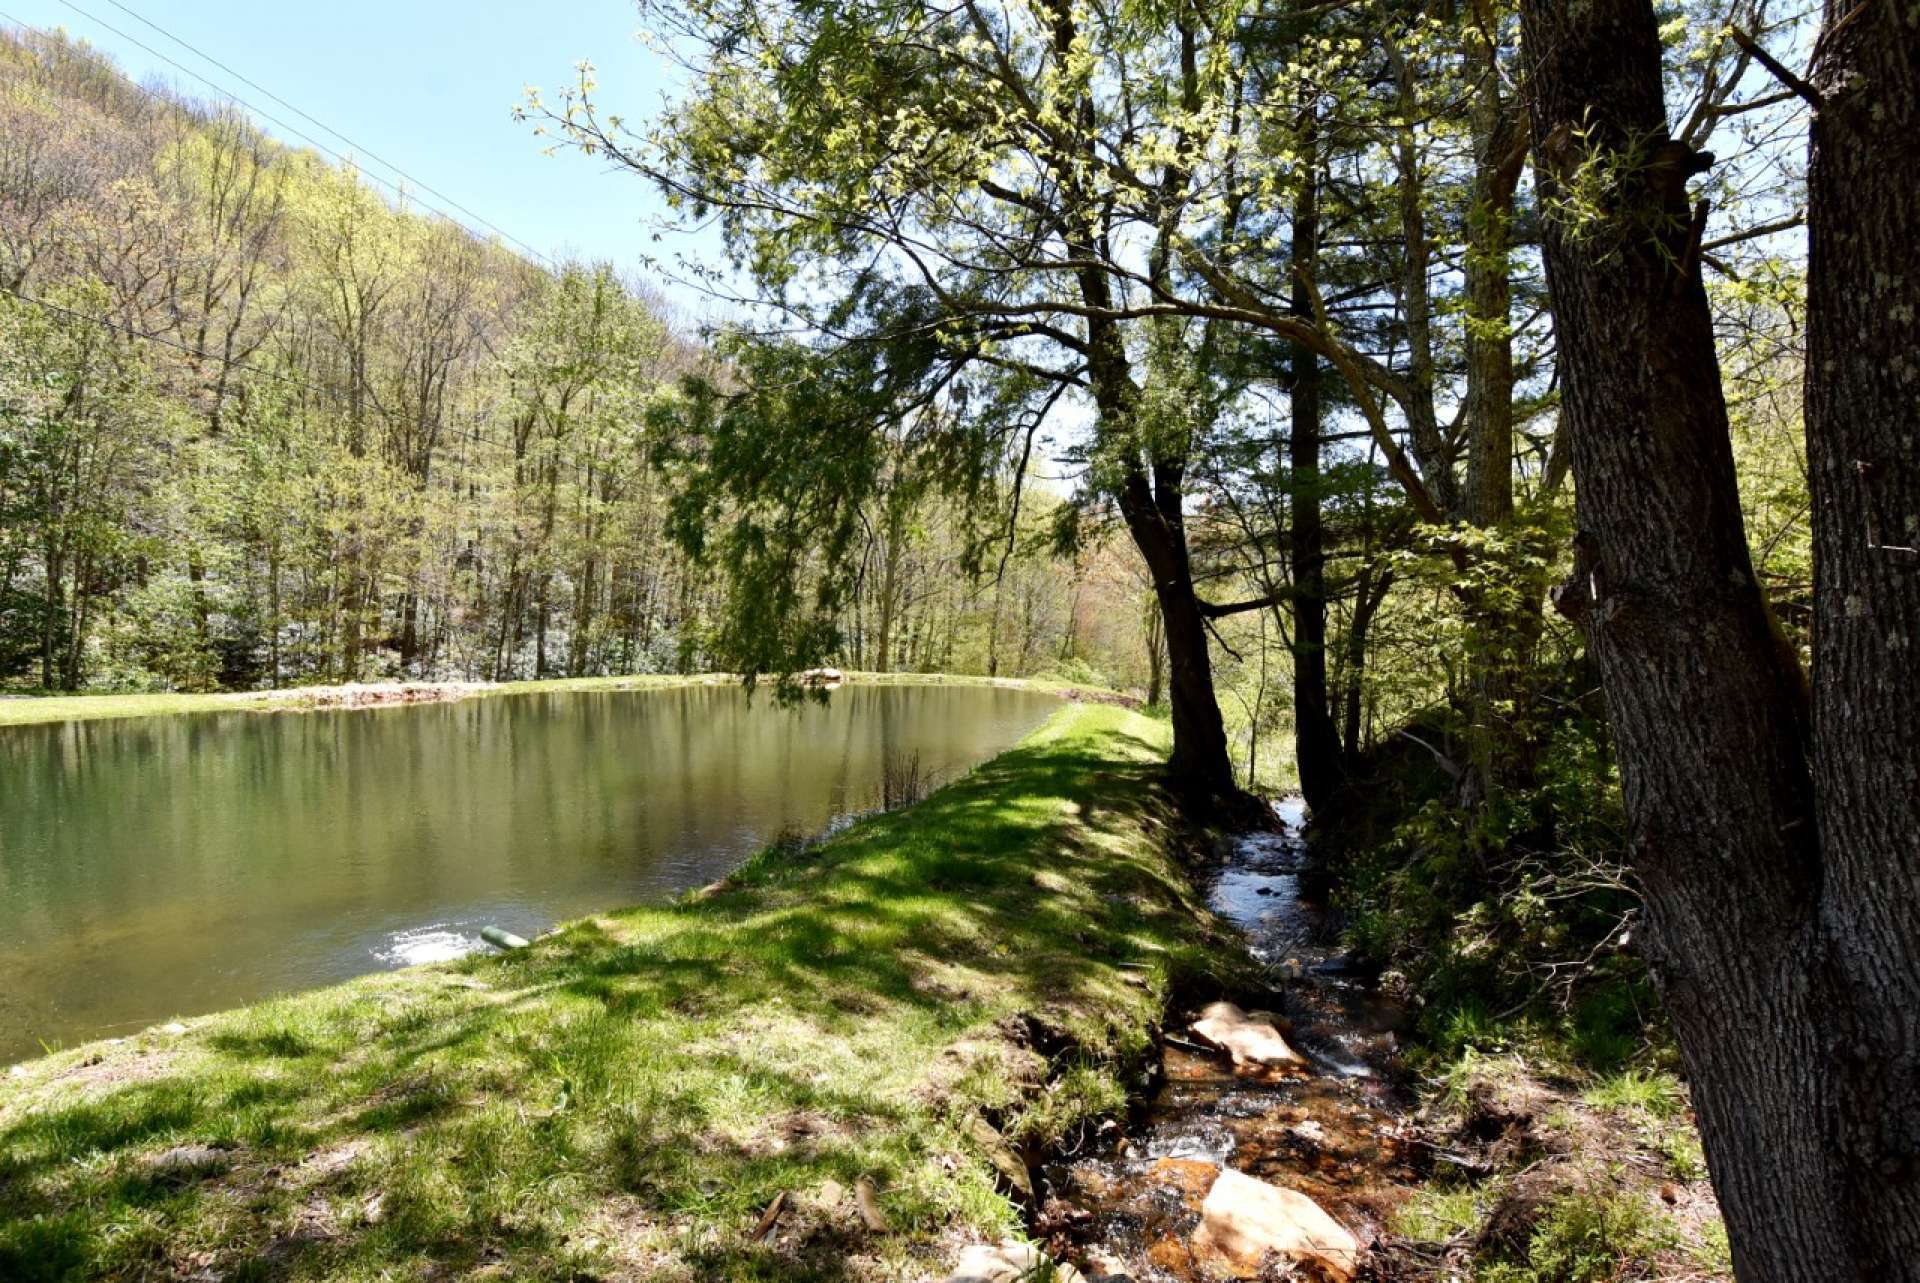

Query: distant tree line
left=0, top=27, right=1144, bottom=693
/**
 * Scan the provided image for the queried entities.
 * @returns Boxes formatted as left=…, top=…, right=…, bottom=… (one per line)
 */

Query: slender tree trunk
left=1287, top=132, right=1345, bottom=812
left=570, top=555, right=597, bottom=677
left=1457, top=20, right=1542, bottom=807
left=1803, top=4, right=1920, bottom=1270
left=1144, top=598, right=1166, bottom=708
left=1341, top=566, right=1391, bottom=759
left=875, top=507, right=904, bottom=674
left=40, top=537, right=61, bottom=690
left=268, top=543, right=282, bottom=688
left=1517, top=0, right=1867, bottom=1275
left=1462, top=20, right=1519, bottom=531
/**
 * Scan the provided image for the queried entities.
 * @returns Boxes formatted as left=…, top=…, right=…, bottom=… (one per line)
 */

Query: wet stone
left=1043, top=812, right=1409, bottom=1282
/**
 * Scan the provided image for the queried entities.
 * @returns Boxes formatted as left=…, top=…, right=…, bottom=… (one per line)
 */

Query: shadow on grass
left=0, top=708, right=1231, bottom=1282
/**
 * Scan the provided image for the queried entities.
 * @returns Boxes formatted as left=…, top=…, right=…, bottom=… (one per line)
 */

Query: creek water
left=0, top=683, right=1058, bottom=1065
left=1043, top=800, right=1421, bottom=1280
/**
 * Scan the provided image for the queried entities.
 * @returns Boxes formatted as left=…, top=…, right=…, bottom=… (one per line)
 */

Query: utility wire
left=0, top=283, right=350, bottom=406
left=0, top=285, right=520, bottom=456
left=5, top=1, right=558, bottom=271
left=88, top=0, right=558, bottom=269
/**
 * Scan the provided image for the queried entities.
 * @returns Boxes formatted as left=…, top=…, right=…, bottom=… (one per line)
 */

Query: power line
left=0, top=285, right=519, bottom=457
left=0, top=283, right=350, bottom=406
left=88, top=0, right=558, bottom=269
left=2, top=1, right=557, bottom=271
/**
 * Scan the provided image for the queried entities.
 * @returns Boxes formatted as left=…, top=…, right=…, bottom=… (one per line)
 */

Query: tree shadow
left=0, top=714, right=1226, bottom=1282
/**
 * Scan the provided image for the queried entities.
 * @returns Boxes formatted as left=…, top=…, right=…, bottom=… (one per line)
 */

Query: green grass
left=0, top=671, right=1129, bottom=729
left=1392, top=1183, right=1485, bottom=1242
left=0, top=705, right=1226, bottom=1282
left=1479, top=1187, right=1677, bottom=1283
left=1581, top=1070, right=1683, bottom=1122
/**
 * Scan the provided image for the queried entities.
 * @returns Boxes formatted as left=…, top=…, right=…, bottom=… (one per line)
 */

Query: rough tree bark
left=1287, top=127, right=1346, bottom=812
left=1076, top=195, right=1243, bottom=805
left=1116, top=461, right=1239, bottom=803
left=1803, top=1, right=1920, bottom=1270
left=1515, top=0, right=1868, bottom=1275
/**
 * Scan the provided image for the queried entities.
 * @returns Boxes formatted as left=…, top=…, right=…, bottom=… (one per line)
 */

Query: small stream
left=1041, top=800, right=1422, bottom=1280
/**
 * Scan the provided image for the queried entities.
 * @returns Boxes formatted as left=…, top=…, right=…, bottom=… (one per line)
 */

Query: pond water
left=0, top=683, right=1059, bottom=1064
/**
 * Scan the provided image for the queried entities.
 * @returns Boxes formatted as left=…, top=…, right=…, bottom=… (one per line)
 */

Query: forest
left=0, top=25, right=1137, bottom=697
left=0, top=0, right=1914, bottom=1280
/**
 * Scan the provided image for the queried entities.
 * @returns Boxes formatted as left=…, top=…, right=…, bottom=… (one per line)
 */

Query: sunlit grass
left=0, top=705, right=1224, bottom=1282
left=1582, top=1069, right=1684, bottom=1121
left=1392, top=1183, right=1485, bottom=1242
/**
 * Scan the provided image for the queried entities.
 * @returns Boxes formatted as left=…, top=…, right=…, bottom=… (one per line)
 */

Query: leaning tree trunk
left=1081, top=273, right=1243, bottom=806
left=1804, top=5, right=1920, bottom=1272
left=1116, top=465, right=1239, bottom=803
left=1515, top=0, right=1854, bottom=1275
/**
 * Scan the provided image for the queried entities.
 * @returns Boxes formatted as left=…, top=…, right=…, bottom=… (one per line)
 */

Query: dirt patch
left=1386, top=1059, right=1730, bottom=1281
left=0, top=1046, right=178, bottom=1122
left=916, top=1029, right=1050, bottom=1113
left=1056, top=687, right=1144, bottom=710
left=241, top=682, right=495, bottom=713
left=298, top=1136, right=372, bottom=1180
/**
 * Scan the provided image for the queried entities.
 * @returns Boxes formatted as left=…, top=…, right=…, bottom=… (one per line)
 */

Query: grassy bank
left=0, top=704, right=1231, bottom=1282
left=0, top=671, right=1129, bottom=729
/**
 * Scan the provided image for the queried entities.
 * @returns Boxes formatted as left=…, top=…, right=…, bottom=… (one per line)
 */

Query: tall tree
left=1518, top=0, right=1919, bottom=1273
left=1802, top=0, right=1920, bottom=1268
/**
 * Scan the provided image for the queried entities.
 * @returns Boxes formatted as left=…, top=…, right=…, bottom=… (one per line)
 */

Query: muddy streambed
left=1040, top=800, right=1421, bottom=1280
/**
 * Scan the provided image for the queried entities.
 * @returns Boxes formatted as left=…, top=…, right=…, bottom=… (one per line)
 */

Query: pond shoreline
left=0, top=703, right=1231, bottom=1282
left=0, top=670, right=1134, bottom=728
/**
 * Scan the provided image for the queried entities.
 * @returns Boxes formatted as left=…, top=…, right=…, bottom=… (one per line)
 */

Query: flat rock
left=143, top=1144, right=232, bottom=1183
left=966, top=1116, right=1035, bottom=1204
left=945, top=1241, right=1086, bottom=1283
left=1190, top=1167, right=1361, bottom=1281
left=1189, top=1001, right=1306, bottom=1071
left=1148, top=1156, right=1223, bottom=1205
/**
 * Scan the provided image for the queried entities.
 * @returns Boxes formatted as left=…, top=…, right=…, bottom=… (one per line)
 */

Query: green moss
left=0, top=705, right=1221, bottom=1281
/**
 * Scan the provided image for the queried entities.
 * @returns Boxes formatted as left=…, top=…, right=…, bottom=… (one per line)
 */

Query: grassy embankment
left=0, top=671, right=1128, bottom=729
left=0, top=704, right=1237, bottom=1282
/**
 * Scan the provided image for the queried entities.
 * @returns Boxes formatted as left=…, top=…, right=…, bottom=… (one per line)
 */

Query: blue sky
left=3, top=0, right=724, bottom=314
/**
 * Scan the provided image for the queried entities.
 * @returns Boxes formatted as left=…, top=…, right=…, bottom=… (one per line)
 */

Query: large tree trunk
left=1287, top=131, right=1346, bottom=813
left=1080, top=266, right=1242, bottom=804
left=1804, top=5, right=1920, bottom=1270
left=1515, top=0, right=1855, bottom=1275
left=1117, top=465, right=1238, bottom=803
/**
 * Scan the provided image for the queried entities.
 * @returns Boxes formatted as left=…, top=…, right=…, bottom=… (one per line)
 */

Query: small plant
left=1655, top=1126, right=1707, bottom=1182
left=1393, top=1183, right=1484, bottom=1242
left=1480, top=1187, right=1675, bottom=1283
left=881, top=750, right=929, bottom=810
left=1583, top=1069, right=1682, bottom=1121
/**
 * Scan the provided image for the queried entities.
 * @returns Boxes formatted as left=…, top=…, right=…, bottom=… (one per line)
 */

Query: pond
left=0, top=682, right=1060, bottom=1064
